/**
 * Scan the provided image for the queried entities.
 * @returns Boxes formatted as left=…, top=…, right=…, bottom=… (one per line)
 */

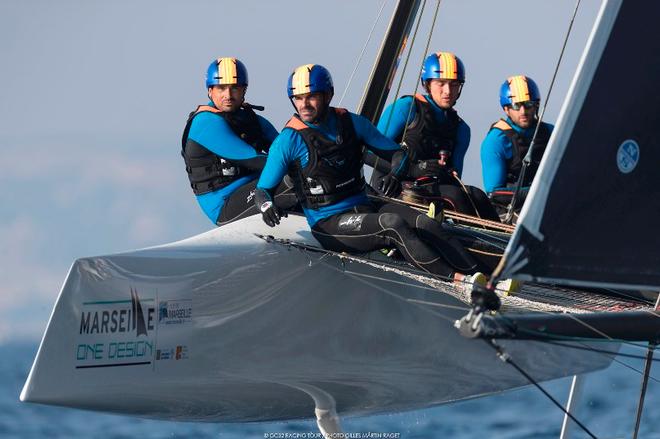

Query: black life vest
left=285, top=108, right=366, bottom=209
left=489, top=119, right=551, bottom=187
left=399, top=94, right=461, bottom=165
left=181, top=103, right=270, bottom=195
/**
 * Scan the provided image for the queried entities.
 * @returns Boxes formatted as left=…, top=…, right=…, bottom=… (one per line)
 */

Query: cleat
left=427, top=202, right=444, bottom=223
left=495, top=278, right=522, bottom=296
left=427, top=202, right=436, bottom=219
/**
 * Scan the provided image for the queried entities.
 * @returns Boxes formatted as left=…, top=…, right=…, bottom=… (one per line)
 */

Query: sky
left=0, top=0, right=603, bottom=342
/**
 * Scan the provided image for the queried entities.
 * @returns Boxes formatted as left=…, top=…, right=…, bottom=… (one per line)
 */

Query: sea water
left=2, top=342, right=658, bottom=439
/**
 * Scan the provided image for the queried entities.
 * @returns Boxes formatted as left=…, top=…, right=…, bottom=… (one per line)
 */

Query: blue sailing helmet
left=287, top=64, right=334, bottom=97
left=205, top=57, right=248, bottom=88
left=500, top=75, right=541, bottom=107
left=420, top=52, right=465, bottom=85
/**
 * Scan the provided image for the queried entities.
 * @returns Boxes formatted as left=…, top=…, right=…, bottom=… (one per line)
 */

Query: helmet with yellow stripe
left=287, top=64, right=334, bottom=98
left=205, top=57, right=248, bottom=88
left=421, top=52, right=465, bottom=85
left=499, top=75, right=541, bottom=108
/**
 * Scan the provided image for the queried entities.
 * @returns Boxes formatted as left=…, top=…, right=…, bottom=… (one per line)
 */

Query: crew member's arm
left=188, top=112, right=267, bottom=171
left=256, top=115, right=279, bottom=143
left=254, top=130, right=305, bottom=226
left=376, top=96, right=416, bottom=140
left=451, top=121, right=471, bottom=178
left=353, top=113, right=408, bottom=196
left=365, top=97, right=418, bottom=174
left=480, top=129, right=510, bottom=193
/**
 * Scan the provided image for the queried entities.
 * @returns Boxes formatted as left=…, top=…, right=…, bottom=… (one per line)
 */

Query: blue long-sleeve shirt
left=257, top=110, right=402, bottom=227
left=480, top=117, right=554, bottom=193
left=185, top=103, right=279, bottom=223
left=377, top=94, right=471, bottom=177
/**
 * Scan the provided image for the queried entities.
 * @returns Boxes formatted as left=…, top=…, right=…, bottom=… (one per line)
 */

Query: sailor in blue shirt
left=481, top=75, right=554, bottom=215
left=375, top=51, right=500, bottom=222
left=255, top=64, right=487, bottom=279
left=181, top=57, right=297, bottom=226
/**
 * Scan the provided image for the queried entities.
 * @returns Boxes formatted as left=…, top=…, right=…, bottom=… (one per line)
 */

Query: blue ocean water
left=2, top=341, right=658, bottom=439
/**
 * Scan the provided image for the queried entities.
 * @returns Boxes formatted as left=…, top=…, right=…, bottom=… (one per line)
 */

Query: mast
left=358, top=0, right=421, bottom=123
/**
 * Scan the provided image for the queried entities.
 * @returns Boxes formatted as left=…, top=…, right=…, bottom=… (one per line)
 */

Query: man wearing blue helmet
left=254, top=64, right=491, bottom=282
left=181, top=57, right=297, bottom=226
left=481, top=75, right=554, bottom=217
left=375, top=52, right=500, bottom=222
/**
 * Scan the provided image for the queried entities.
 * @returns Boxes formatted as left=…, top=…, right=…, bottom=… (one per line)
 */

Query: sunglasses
left=509, top=101, right=539, bottom=111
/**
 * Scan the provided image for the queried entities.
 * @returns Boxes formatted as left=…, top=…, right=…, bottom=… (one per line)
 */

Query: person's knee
left=378, top=212, right=407, bottom=230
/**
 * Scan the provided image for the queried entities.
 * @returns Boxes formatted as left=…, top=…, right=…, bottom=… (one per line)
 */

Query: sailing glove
left=378, top=174, right=402, bottom=197
left=254, top=188, right=286, bottom=227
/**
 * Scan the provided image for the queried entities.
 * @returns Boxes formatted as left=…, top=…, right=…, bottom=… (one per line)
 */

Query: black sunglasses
left=509, top=101, right=539, bottom=111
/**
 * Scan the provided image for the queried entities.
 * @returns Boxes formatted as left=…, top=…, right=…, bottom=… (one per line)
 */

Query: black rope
left=486, top=339, right=598, bottom=439
left=504, top=0, right=582, bottom=224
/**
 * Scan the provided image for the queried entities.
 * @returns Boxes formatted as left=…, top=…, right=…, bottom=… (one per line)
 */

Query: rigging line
left=338, top=0, right=389, bottom=107
left=539, top=341, right=660, bottom=370
left=398, top=0, right=443, bottom=146
left=367, top=192, right=514, bottom=233
left=462, top=235, right=507, bottom=252
left=379, top=0, right=428, bottom=140
left=497, top=310, right=657, bottom=352
left=407, top=298, right=469, bottom=312
left=593, top=288, right=658, bottom=307
left=522, top=338, right=660, bottom=386
left=343, top=268, right=470, bottom=307
left=450, top=172, right=482, bottom=219
left=462, top=230, right=510, bottom=246
left=504, top=0, right=582, bottom=224
left=511, top=327, right=660, bottom=351
left=369, top=0, right=428, bottom=175
left=602, top=348, right=660, bottom=386
left=633, top=341, right=657, bottom=439
left=266, top=233, right=458, bottom=284
left=486, top=339, right=599, bottom=439
left=556, top=313, right=656, bottom=349
left=338, top=266, right=468, bottom=323
left=374, top=0, right=426, bottom=174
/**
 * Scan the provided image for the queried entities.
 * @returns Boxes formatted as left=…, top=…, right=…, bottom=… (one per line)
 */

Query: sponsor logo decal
left=338, top=214, right=365, bottom=232
left=75, top=287, right=155, bottom=368
left=158, top=299, right=192, bottom=325
left=617, top=139, right=639, bottom=174
left=156, top=345, right=189, bottom=361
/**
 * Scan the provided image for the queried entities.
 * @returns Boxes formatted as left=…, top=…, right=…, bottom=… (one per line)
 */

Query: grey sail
left=502, top=0, right=660, bottom=290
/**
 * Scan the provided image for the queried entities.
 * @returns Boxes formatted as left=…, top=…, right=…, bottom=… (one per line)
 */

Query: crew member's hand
left=378, top=174, right=402, bottom=197
left=254, top=188, right=287, bottom=227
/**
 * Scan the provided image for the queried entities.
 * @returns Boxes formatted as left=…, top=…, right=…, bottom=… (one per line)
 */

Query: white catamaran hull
left=21, top=215, right=612, bottom=422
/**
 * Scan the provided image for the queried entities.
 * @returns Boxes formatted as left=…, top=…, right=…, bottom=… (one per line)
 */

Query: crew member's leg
left=216, top=179, right=298, bottom=226
left=489, top=188, right=530, bottom=221
left=437, top=185, right=501, bottom=222
left=312, top=207, right=466, bottom=278
left=464, top=186, right=501, bottom=221
left=375, top=202, right=492, bottom=273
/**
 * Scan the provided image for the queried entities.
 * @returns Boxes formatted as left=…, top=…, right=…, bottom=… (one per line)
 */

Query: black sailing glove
left=376, top=144, right=407, bottom=197
left=378, top=174, right=401, bottom=197
left=254, top=188, right=286, bottom=227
